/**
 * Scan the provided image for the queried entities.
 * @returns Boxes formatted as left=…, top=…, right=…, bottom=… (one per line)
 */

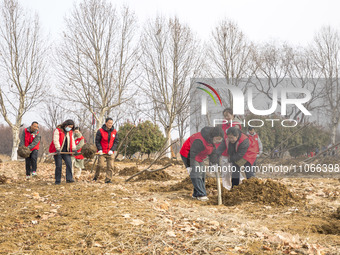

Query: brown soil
left=135, top=170, right=173, bottom=181
left=140, top=157, right=183, bottom=166
left=0, top=174, right=8, bottom=184
left=150, top=176, right=218, bottom=192
left=0, top=160, right=339, bottom=254
left=81, top=143, right=97, bottom=159
left=17, top=146, right=31, bottom=158
left=118, top=166, right=140, bottom=176
left=222, top=178, right=301, bottom=206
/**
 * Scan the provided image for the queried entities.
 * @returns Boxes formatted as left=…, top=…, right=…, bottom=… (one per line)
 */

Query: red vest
left=180, top=132, right=214, bottom=162
left=221, top=121, right=242, bottom=156
left=248, top=133, right=260, bottom=153
left=24, top=128, right=40, bottom=151
left=75, top=136, right=85, bottom=159
left=99, top=128, right=117, bottom=154
left=49, top=128, right=73, bottom=153
left=227, top=133, right=257, bottom=165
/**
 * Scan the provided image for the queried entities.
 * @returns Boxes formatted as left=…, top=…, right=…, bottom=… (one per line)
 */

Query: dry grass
left=0, top=159, right=339, bottom=254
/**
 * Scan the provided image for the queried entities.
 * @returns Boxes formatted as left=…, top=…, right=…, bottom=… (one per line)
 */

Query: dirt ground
left=0, top=157, right=339, bottom=254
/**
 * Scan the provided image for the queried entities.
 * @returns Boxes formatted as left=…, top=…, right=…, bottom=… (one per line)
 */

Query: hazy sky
left=22, top=0, right=340, bottom=46
left=13, top=0, right=340, bottom=126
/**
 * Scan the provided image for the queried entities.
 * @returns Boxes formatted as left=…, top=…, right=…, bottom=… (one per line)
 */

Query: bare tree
left=249, top=42, right=293, bottom=113
left=0, top=0, right=47, bottom=160
left=207, top=20, right=252, bottom=106
left=40, top=99, right=65, bottom=132
left=288, top=47, right=325, bottom=122
left=56, top=0, right=140, bottom=131
left=140, top=16, right=203, bottom=157
left=310, top=26, right=340, bottom=143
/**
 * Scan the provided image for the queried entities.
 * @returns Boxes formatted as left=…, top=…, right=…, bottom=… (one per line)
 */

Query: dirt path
left=0, top=160, right=339, bottom=254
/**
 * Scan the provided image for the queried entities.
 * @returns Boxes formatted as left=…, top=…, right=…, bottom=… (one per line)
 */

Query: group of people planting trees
left=180, top=108, right=263, bottom=201
left=20, top=108, right=263, bottom=202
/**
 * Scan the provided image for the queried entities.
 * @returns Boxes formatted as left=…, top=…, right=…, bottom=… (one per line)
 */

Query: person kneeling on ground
left=216, top=127, right=257, bottom=188
left=180, top=126, right=224, bottom=201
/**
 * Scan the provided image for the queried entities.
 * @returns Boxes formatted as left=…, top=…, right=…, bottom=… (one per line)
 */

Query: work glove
left=98, top=150, right=103, bottom=155
left=74, top=151, right=81, bottom=156
left=56, top=150, right=61, bottom=155
left=209, top=153, right=220, bottom=165
left=108, top=150, right=113, bottom=155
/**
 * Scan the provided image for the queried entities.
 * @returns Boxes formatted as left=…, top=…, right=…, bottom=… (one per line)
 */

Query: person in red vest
left=49, top=119, right=77, bottom=185
left=247, top=126, right=263, bottom=165
left=94, top=117, right=119, bottom=183
left=19, top=121, right=41, bottom=179
left=219, top=108, right=242, bottom=190
left=216, top=127, right=257, bottom=187
left=180, top=126, right=224, bottom=201
left=72, top=127, right=85, bottom=179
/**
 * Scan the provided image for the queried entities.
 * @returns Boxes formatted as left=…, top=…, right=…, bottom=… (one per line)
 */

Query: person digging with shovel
left=49, top=119, right=77, bottom=185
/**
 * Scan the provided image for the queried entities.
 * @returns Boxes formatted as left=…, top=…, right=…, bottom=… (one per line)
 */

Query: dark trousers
left=231, top=161, right=255, bottom=187
left=181, top=155, right=207, bottom=197
left=54, top=154, right=73, bottom=183
left=25, top=150, right=38, bottom=176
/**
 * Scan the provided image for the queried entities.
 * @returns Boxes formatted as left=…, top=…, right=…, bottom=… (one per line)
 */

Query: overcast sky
left=22, top=0, right=340, bottom=47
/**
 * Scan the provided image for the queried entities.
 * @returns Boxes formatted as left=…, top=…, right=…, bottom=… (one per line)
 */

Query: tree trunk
left=331, top=115, right=338, bottom=144
left=165, top=127, right=172, bottom=158
left=11, top=126, right=20, bottom=161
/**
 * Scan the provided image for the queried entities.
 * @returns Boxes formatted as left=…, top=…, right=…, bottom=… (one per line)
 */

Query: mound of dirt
left=0, top=175, right=8, bottom=184
left=150, top=176, right=217, bottom=192
left=140, top=157, right=183, bottom=166
left=334, top=207, right=340, bottom=220
left=222, top=178, right=300, bottom=206
left=17, top=146, right=31, bottom=158
left=135, top=170, right=173, bottom=182
left=81, top=143, right=97, bottom=159
left=313, top=221, right=340, bottom=235
left=119, top=166, right=140, bottom=176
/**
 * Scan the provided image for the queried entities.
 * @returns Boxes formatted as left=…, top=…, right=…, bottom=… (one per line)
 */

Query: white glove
left=108, top=150, right=113, bottom=155
left=186, top=167, right=192, bottom=175
left=98, top=150, right=103, bottom=155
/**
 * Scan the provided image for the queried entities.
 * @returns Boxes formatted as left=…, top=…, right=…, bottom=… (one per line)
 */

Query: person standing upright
left=19, top=121, right=41, bottom=179
left=49, top=119, right=77, bottom=185
left=94, top=117, right=119, bottom=183
left=72, top=127, right=85, bottom=179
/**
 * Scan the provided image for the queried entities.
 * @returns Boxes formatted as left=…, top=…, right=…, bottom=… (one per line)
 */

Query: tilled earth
left=0, top=158, right=339, bottom=254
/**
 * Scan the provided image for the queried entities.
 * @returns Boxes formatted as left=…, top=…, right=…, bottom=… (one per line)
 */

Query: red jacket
left=24, top=128, right=40, bottom=151
left=99, top=128, right=117, bottom=154
left=49, top=128, right=73, bottom=153
left=220, top=121, right=242, bottom=156
left=180, top=132, right=214, bottom=162
left=248, top=133, right=260, bottom=154
left=75, top=136, right=85, bottom=159
left=226, top=133, right=257, bottom=165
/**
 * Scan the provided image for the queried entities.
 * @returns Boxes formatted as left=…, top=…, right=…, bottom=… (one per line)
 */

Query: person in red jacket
left=19, top=121, right=41, bottom=179
left=247, top=126, right=263, bottom=165
left=216, top=127, right=257, bottom=187
left=219, top=108, right=242, bottom=190
left=72, top=127, right=85, bottom=179
left=49, top=119, right=77, bottom=185
left=180, top=126, right=224, bottom=201
left=94, top=117, right=119, bottom=183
